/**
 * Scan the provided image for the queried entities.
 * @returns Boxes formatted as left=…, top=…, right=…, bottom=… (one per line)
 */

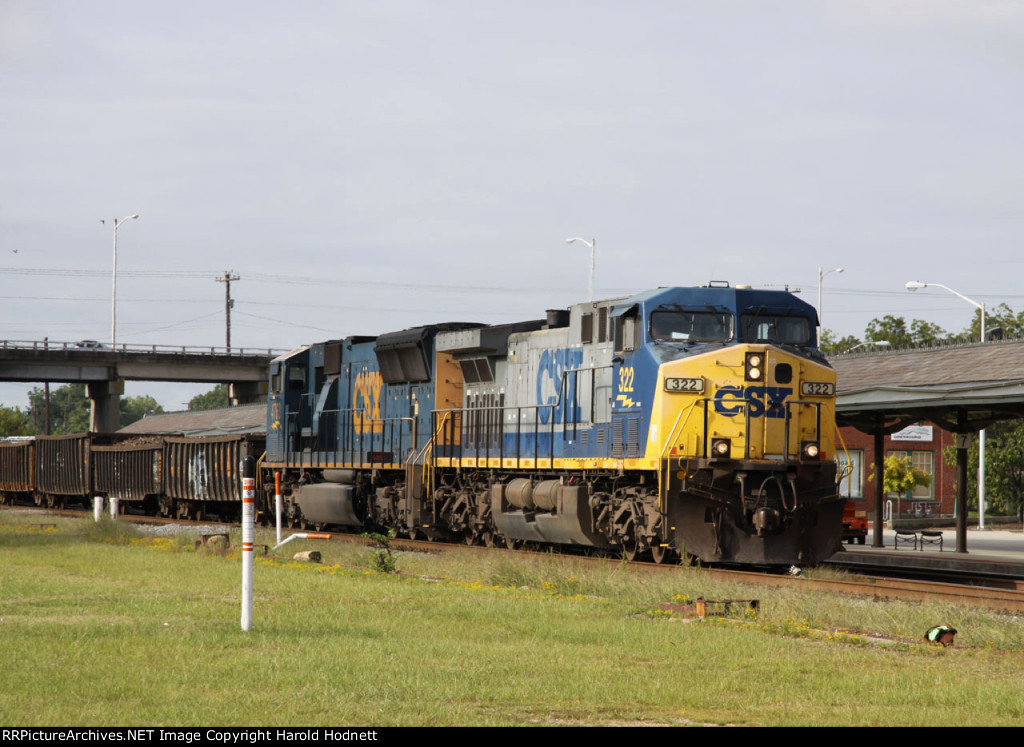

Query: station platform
left=825, top=526, right=1024, bottom=580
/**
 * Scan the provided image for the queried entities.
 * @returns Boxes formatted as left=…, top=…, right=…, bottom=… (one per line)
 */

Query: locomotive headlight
left=802, top=441, right=821, bottom=460
left=711, top=438, right=731, bottom=459
left=745, top=353, right=764, bottom=382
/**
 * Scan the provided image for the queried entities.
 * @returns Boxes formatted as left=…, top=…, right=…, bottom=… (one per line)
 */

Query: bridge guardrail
left=0, top=340, right=287, bottom=357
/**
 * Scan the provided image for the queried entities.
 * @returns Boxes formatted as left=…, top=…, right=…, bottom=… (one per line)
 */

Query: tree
left=0, top=406, right=33, bottom=437
left=909, top=319, right=946, bottom=346
left=962, top=303, right=1024, bottom=341
left=863, top=315, right=947, bottom=348
left=869, top=454, right=932, bottom=517
left=25, top=385, right=166, bottom=433
left=189, top=384, right=230, bottom=411
left=943, top=421, right=1024, bottom=515
left=26, top=384, right=91, bottom=435
left=872, top=454, right=932, bottom=497
left=819, top=329, right=862, bottom=355
left=120, top=395, right=164, bottom=428
left=864, top=315, right=912, bottom=347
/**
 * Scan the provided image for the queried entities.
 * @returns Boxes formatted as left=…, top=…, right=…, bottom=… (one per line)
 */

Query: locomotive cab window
left=650, top=310, right=731, bottom=343
left=288, top=365, right=307, bottom=391
left=739, top=314, right=813, bottom=345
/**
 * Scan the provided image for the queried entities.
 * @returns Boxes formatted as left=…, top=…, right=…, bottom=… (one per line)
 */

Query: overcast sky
left=2, top=0, right=1022, bottom=410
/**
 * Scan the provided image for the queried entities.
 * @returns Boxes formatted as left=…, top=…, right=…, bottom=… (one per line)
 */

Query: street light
left=817, top=267, right=844, bottom=345
left=108, top=214, right=139, bottom=349
left=847, top=340, right=892, bottom=352
left=566, top=237, right=595, bottom=303
left=906, top=280, right=987, bottom=529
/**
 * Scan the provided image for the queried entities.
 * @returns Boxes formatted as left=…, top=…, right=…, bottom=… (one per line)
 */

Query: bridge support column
left=87, top=380, right=123, bottom=432
left=229, top=381, right=267, bottom=405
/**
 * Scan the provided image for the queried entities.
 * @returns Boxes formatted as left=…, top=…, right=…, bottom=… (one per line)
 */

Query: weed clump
left=362, top=529, right=397, bottom=573
left=80, top=517, right=143, bottom=545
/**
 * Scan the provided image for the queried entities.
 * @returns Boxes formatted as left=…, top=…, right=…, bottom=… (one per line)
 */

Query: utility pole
left=216, top=272, right=240, bottom=352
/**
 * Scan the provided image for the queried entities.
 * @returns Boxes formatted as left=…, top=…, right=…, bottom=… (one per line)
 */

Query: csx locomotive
left=266, top=282, right=844, bottom=566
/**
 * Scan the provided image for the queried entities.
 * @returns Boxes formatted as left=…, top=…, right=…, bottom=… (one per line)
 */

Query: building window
left=837, top=449, right=863, bottom=499
left=886, top=449, right=933, bottom=499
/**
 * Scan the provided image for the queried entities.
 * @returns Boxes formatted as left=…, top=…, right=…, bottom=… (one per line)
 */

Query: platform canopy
left=832, top=339, right=1024, bottom=434
left=829, top=337, right=1024, bottom=554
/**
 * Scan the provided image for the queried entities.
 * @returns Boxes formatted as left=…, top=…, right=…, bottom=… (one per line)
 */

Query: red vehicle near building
left=842, top=501, right=867, bottom=544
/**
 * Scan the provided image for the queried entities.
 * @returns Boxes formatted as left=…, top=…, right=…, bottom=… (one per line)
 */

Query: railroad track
left=8, top=504, right=1024, bottom=614
left=389, top=534, right=1024, bottom=614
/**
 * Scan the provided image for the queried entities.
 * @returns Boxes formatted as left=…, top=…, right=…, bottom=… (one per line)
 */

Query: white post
left=241, top=457, right=256, bottom=631
left=979, top=303, right=986, bottom=530
left=109, top=496, right=119, bottom=520
left=94, top=496, right=103, bottom=522
left=275, top=471, right=283, bottom=547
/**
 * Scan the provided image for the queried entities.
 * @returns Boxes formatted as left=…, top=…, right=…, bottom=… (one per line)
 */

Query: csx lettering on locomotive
left=713, top=385, right=794, bottom=418
left=536, top=347, right=583, bottom=424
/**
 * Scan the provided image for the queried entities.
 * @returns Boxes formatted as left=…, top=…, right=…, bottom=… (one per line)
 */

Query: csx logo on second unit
left=714, top=386, right=793, bottom=418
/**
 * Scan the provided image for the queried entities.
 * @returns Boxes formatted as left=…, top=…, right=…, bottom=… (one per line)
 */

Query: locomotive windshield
left=739, top=314, right=813, bottom=345
left=649, top=310, right=731, bottom=343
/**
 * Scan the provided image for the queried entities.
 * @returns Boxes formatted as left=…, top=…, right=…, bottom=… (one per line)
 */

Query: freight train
left=0, top=433, right=261, bottom=522
left=0, top=282, right=846, bottom=567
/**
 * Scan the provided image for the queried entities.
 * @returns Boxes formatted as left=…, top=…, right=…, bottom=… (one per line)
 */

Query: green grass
left=1, top=510, right=1023, bottom=726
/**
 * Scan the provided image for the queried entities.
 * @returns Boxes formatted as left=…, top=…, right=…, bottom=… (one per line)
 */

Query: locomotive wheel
left=621, top=537, right=639, bottom=562
left=482, top=530, right=496, bottom=548
left=463, top=527, right=476, bottom=546
left=650, top=544, right=674, bottom=565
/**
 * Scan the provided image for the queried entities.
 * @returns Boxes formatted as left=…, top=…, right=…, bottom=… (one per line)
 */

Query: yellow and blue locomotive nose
left=648, top=344, right=841, bottom=565
left=649, top=345, right=835, bottom=464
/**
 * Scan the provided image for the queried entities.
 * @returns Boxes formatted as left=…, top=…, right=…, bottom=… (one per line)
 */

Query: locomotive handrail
left=422, top=410, right=456, bottom=499
left=433, top=401, right=561, bottom=469
left=782, top=399, right=822, bottom=461
left=827, top=404, right=855, bottom=483
left=657, top=399, right=701, bottom=520
left=282, top=403, right=416, bottom=468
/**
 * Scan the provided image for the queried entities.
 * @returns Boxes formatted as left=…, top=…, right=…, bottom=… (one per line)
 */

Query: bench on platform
left=919, top=531, right=943, bottom=552
left=894, top=530, right=918, bottom=550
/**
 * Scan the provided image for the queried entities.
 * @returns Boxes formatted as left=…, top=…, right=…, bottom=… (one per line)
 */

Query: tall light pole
left=847, top=340, right=892, bottom=353
left=906, top=280, right=987, bottom=529
left=566, top=237, right=595, bottom=303
left=108, top=214, right=139, bottom=348
left=817, top=266, right=844, bottom=345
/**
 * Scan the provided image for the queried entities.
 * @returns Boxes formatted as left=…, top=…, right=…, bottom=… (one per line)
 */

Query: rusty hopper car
left=92, top=437, right=165, bottom=514
left=34, top=434, right=94, bottom=508
left=0, top=438, right=34, bottom=504
left=33, top=434, right=146, bottom=509
left=161, top=435, right=264, bottom=521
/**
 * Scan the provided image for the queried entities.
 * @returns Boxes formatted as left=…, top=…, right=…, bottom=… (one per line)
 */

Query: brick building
left=837, top=422, right=957, bottom=520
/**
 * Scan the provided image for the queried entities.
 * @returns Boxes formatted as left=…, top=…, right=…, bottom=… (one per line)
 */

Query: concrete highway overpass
left=0, top=340, right=283, bottom=431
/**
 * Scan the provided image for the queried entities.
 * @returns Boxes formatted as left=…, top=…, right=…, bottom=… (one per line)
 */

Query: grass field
left=1, top=510, right=1023, bottom=727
